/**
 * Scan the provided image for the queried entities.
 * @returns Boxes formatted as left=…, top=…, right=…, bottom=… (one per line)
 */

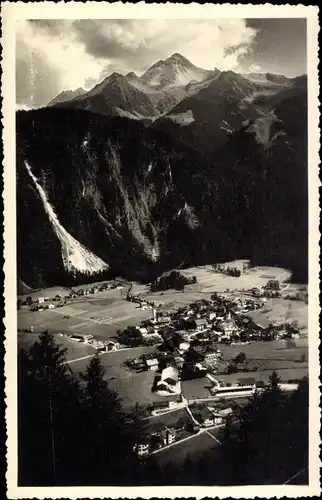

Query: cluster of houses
left=67, top=282, right=124, bottom=299
left=188, top=403, right=232, bottom=427
left=250, top=279, right=282, bottom=298
left=134, top=403, right=233, bottom=457
left=25, top=282, right=126, bottom=310
left=122, top=288, right=302, bottom=392
left=214, top=264, right=242, bottom=277
left=68, top=333, right=121, bottom=352
left=134, top=424, right=179, bottom=457
left=123, top=292, right=268, bottom=358
left=126, top=292, right=155, bottom=310
left=30, top=296, right=57, bottom=311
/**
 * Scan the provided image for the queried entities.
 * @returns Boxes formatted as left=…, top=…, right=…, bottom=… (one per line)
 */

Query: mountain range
left=17, top=53, right=308, bottom=288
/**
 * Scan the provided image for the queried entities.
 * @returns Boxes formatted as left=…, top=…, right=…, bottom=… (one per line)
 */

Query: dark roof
left=255, top=380, right=266, bottom=388
left=191, top=344, right=207, bottom=355
left=152, top=400, right=169, bottom=408
left=238, top=377, right=256, bottom=386
left=195, top=318, right=208, bottom=325
left=191, top=405, right=214, bottom=422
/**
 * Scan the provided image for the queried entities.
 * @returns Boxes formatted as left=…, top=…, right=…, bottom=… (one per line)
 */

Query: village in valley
left=17, top=260, right=308, bottom=464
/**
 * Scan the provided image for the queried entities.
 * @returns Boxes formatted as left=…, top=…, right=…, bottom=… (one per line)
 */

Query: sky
left=16, top=18, right=307, bottom=109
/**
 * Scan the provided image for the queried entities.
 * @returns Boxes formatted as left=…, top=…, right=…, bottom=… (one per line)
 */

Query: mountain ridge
left=17, top=86, right=308, bottom=287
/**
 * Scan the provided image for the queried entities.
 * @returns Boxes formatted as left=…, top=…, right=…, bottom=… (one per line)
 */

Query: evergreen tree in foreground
left=18, top=332, right=146, bottom=486
left=18, top=330, right=81, bottom=485
left=18, top=332, right=309, bottom=486
left=77, top=353, right=146, bottom=485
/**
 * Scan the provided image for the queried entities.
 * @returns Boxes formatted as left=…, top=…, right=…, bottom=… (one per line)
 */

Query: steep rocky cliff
left=16, top=92, right=307, bottom=288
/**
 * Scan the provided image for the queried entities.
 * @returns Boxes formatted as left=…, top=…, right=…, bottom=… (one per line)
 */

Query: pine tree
left=18, top=330, right=80, bottom=485
left=78, top=354, right=144, bottom=485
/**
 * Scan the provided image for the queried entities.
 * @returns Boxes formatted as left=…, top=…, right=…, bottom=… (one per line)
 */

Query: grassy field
left=154, top=429, right=221, bottom=467
left=180, top=262, right=292, bottom=294
left=18, top=332, right=97, bottom=361
left=180, top=338, right=308, bottom=400
left=18, top=263, right=307, bottom=340
left=216, top=368, right=308, bottom=385
left=219, top=339, right=308, bottom=360
left=18, top=286, right=71, bottom=301
left=66, top=345, right=166, bottom=409
left=141, top=263, right=305, bottom=316
left=17, top=262, right=308, bottom=415
left=18, top=332, right=162, bottom=409
left=247, top=298, right=308, bottom=336
left=182, top=378, right=213, bottom=400
left=18, top=288, right=154, bottom=341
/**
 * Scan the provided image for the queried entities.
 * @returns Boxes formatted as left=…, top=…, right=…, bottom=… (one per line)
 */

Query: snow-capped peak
left=141, top=52, right=210, bottom=88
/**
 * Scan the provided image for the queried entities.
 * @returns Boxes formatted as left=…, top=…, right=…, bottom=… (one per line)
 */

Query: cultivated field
left=18, top=288, right=154, bottom=341
left=219, top=339, right=308, bottom=361
left=267, top=298, right=307, bottom=332
left=141, top=262, right=305, bottom=316
left=18, top=262, right=307, bottom=340
left=180, top=262, right=292, bottom=294
left=17, top=262, right=308, bottom=413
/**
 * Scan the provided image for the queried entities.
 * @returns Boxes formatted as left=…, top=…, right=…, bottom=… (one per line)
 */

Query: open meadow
left=18, top=287, right=154, bottom=341
left=18, top=331, right=97, bottom=361
left=153, top=427, right=222, bottom=467
left=17, top=262, right=308, bottom=412
left=180, top=262, right=292, bottom=294
left=67, top=345, right=167, bottom=409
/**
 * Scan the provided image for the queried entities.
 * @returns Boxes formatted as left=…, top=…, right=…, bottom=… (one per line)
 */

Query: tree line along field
left=179, top=263, right=292, bottom=293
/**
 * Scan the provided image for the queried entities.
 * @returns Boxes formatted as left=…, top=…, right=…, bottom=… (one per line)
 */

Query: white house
left=105, top=341, right=118, bottom=352
left=179, top=341, right=190, bottom=353
left=146, top=358, right=159, bottom=371
left=37, top=297, right=45, bottom=304
left=195, top=318, right=208, bottom=331
left=157, top=366, right=180, bottom=394
left=159, top=427, right=176, bottom=445
left=48, top=304, right=55, bottom=309
left=212, top=414, right=224, bottom=425
left=134, top=443, right=150, bottom=456
left=217, top=313, right=237, bottom=338
left=205, top=349, right=220, bottom=361
left=161, top=366, right=179, bottom=385
left=217, top=407, right=233, bottom=417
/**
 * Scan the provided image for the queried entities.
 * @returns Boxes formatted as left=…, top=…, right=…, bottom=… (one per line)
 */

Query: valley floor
left=18, top=261, right=308, bottom=405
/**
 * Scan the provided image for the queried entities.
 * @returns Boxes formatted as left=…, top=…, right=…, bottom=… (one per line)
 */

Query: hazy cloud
left=16, top=18, right=305, bottom=108
left=249, top=63, right=261, bottom=72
